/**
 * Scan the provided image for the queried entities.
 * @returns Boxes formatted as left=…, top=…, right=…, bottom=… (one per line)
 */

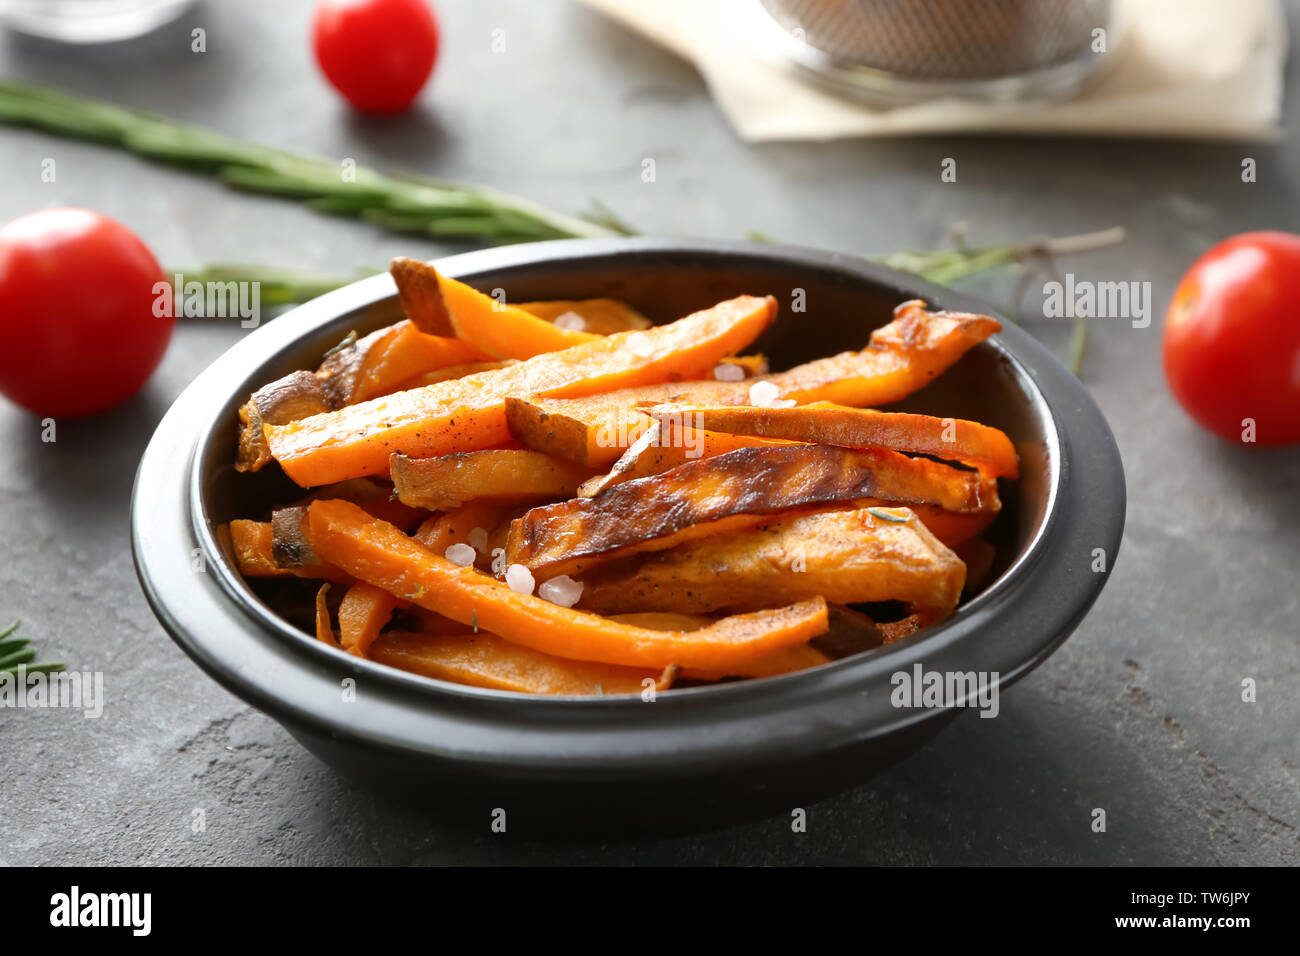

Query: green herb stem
left=0, top=620, right=66, bottom=676
left=0, top=81, right=620, bottom=244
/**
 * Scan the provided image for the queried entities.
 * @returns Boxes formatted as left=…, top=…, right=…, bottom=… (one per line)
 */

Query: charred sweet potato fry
left=390, top=257, right=454, bottom=335
left=647, top=400, right=1018, bottom=478
left=391, top=449, right=594, bottom=511
left=579, top=507, right=965, bottom=615
left=780, top=300, right=1000, bottom=406
left=228, top=519, right=350, bottom=582
left=236, top=371, right=333, bottom=472
left=368, top=630, right=675, bottom=695
left=504, top=300, right=1000, bottom=467
left=236, top=321, right=488, bottom=470
left=876, top=607, right=950, bottom=645
left=575, top=419, right=795, bottom=497
left=270, top=505, right=317, bottom=569
left=506, top=444, right=991, bottom=579
left=809, top=604, right=886, bottom=661
left=265, top=295, right=777, bottom=486
left=304, top=499, right=829, bottom=670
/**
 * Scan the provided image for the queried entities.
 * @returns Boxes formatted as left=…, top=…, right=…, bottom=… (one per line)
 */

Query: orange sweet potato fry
left=504, top=300, right=1000, bottom=467
left=606, top=613, right=829, bottom=681
left=513, top=298, right=651, bottom=335
left=368, top=630, right=674, bottom=695
left=394, top=260, right=600, bottom=359
left=578, top=507, right=966, bottom=615
left=777, top=300, right=1000, bottom=405
left=304, top=499, right=828, bottom=670
left=386, top=360, right=512, bottom=392
left=903, top=504, right=997, bottom=548
left=315, top=583, right=341, bottom=648
left=340, top=323, right=489, bottom=404
left=338, top=581, right=399, bottom=658
left=716, top=354, right=768, bottom=377
left=391, top=449, right=593, bottom=511
left=265, top=294, right=777, bottom=486
left=678, top=645, right=831, bottom=681
left=413, top=500, right=511, bottom=553
left=648, top=400, right=1018, bottom=478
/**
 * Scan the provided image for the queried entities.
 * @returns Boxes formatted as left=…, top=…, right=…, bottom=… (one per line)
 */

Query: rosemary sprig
left=0, top=81, right=620, bottom=243
left=0, top=620, right=65, bottom=677
left=876, top=227, right=1125, bottom=287
left=170, top=264, right=371, bottom=309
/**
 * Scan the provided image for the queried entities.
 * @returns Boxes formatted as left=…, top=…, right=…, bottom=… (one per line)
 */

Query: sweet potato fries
left=225, top=258, right=1015, bottom=695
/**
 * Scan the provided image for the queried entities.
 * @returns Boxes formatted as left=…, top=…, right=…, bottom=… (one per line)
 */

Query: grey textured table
left=2, top=0, right=1297, bottom=866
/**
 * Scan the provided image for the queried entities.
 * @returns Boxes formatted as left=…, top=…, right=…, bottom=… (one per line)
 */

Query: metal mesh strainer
left=749, top=0, right=1114, bottom=104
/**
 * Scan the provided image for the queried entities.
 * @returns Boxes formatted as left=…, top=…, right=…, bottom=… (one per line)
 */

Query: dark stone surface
left=1, top=0, right=1296, bottom=865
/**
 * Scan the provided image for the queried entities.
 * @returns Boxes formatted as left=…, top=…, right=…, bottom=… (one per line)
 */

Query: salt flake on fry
left=445, top=543, right=476, bottom=567
left=538, top=575, right=584, bottom=608
left=505, top=563, right=536, bottom=595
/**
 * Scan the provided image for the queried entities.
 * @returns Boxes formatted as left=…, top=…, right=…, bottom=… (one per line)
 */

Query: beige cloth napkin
left=577, top=0, right=1286, bottom=141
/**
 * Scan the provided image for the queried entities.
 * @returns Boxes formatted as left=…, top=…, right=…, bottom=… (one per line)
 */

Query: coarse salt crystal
left=713, top=363, right=746, bottom=382
left=627, top=332, right=654, bottom=357
left=505, top=563, right=536, bottom=595
left=467, top=527, right=489, bottom=552
left=748, top=380, right=781, bottom=407
left=445, top=543, right=476, bottom=567
left=554, top=311, right=587, bottom=332
left=538, top=575, right=584, bottom=608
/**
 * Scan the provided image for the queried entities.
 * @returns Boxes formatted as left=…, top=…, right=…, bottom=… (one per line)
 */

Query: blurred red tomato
left=0, top=209, right=171, bottom=418
left=1163, top=231, right=1300, bottom=446
left=313, top=0, right=439, bottom=113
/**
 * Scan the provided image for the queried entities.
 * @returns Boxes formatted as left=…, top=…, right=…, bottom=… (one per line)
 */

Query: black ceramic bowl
left=132, top=238, right=1125, bottom=833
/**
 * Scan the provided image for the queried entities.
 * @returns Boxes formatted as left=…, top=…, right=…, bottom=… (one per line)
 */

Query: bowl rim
left=132, top=237, right=1125, bottom=777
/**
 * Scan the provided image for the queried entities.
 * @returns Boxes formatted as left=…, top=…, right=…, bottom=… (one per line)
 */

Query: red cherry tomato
left=312, top=0, right=439, bottom=114
left=1163, top=231, right=1300, bottom=446
left=0, top=209, right=172, bottom=418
